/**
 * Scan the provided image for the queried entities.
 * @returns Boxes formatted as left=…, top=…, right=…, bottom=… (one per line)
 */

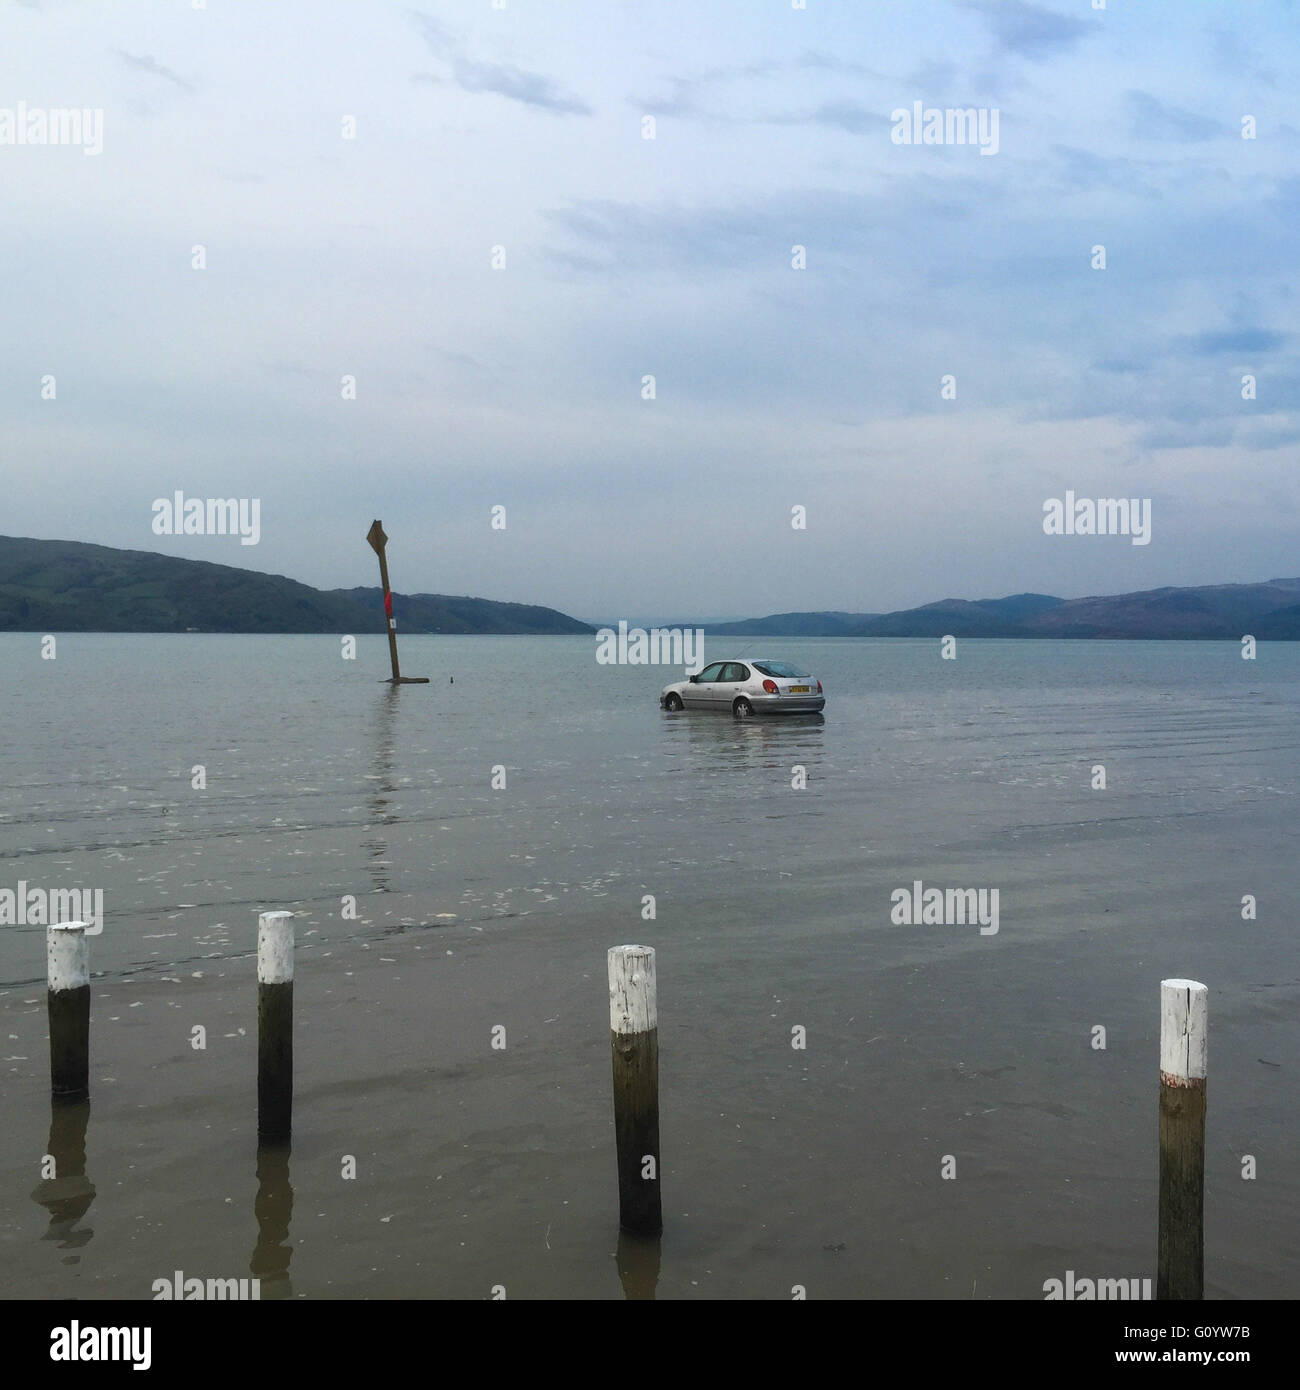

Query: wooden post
left=1158, top=978, right=1207, bottom=1301
left=47, top=921, right=90, bottom=1103
left=366, top=519, right=429, bottom=684
left=608, top=945, right=662, bottom=1235
left=257, top=911, right=295, bottom=1145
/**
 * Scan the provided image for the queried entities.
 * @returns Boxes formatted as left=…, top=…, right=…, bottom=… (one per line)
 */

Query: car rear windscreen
left=752, top=661, right=806, bottom=679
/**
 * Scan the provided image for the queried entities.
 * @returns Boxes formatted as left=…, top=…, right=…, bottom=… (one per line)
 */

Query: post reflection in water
left=31, top=1100, right=96, bottom=1258
left=616, top=1229, right=661, bottom=1300
left=363, top=684, right=402, bottom=896
left=251, top=1144, right=294, bottom=1300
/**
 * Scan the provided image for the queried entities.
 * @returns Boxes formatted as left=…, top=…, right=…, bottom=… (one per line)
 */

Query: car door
left=714, top=662, right=750, bottom=710
left=686, top=661, right=725, bottom=707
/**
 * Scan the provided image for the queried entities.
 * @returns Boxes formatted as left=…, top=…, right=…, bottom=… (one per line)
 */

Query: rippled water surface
left=1, top=634, right=1296, bottom=1298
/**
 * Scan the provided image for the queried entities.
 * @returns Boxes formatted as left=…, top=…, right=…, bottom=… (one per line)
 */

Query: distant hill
left=703, top=582, right=1300, bottom=640
left=699, top=610, right=878, bottom=638
left=5, top=536, right=1297, bottom=641
left=0, top=537, right=593, bottom=635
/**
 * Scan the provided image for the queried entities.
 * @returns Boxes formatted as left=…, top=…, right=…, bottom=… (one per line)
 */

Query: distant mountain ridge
left=3, top=537, right=1297, bottom=640
left=0, top=536, right=593, bottom=634
left=701, top=582, right=1300, bottom=640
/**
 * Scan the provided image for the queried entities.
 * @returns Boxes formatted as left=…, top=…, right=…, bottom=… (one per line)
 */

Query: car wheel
left=664, top=693, right=683, bottom=711
left=733, top=697, right=753, bottom=718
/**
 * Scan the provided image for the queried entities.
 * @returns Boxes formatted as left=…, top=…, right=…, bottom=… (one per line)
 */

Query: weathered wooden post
left=608, top=945, right=662, bottom=1235
left=257, top=911, right=295, bottom=1145
left=365, top=519, right=429, bottom=684
left=47, top=921, right=90, bottom=1103
left=1158, top=978, right=1207, bottom=1300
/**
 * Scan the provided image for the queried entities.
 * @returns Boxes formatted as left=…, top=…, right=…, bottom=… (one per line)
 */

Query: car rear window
left=752, top=661, right=805, bottom=679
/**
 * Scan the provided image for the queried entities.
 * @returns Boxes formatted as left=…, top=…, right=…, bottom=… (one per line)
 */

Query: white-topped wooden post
left=608, top=945, right=661, bottom=1235
left=257, top=911, right=295, bottom=1145
left=47, top=921, right=90, bottom=1102
left=1158, top=978, right=1207, bottom=1300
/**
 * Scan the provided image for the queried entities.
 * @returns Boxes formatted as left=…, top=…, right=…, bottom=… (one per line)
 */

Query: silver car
left=660, top=658, right=825, bottom=716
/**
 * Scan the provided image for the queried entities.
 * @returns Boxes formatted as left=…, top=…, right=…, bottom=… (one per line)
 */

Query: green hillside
left=0, top=537, right=593, bottom=635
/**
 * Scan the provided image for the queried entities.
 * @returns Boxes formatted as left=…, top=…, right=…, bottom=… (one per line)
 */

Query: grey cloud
left=409, top=9, right=590, bottom=115
left=908, top=59, right=961, bottom=90
left=1239, top=420, right=1300, bottom=450
left=451, top=57, right=590, bottom=114
left=1054, top=145, right=1135, bottom=192
left=636, top=59, right=789, bottom=117
left=1051, top=145, right=1182, bottom=196
left=759, top=101, right=888, bottom=135
left=115, top=49, right=194, bottom=91
left=801, top=102, right=888, bottom=135
left=266, top=362, right=331, bottom=382
left=542, top=179, right=1000, bottom=280
left=1138, top=420, right=1237, bottom=450
left=543, top=192, right=875, bottom=274
left=1265, top=176, right=1300, bottom=217
left=1207, top=24, right=1279, bottom=88
left=408, top=11, right=454, bottom=55
left=962, top=0, right=1090, bottom=58
left=429, top=348, right=490, bottom=373
left=545, top=247, right=616, bottom=273
left=1126, top=90, right=1222, bottom=142
left=1189, top=328, right=1287, bottom=355
left=1090, top=358, right=1146, bottom=375
left=636, top=52, right=889, bottom=120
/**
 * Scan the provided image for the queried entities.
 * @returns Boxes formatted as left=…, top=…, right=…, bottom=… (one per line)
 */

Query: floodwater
left=0, top=633, right=1296, bottom=1298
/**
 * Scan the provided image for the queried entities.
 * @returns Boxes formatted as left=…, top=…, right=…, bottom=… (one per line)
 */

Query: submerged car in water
left=660, top=659, right=825, bottom=716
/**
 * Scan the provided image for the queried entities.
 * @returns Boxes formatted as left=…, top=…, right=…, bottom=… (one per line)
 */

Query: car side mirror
left=689, top=674, right=698, bottom=683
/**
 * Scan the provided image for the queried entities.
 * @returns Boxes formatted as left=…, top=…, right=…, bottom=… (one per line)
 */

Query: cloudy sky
left=2, top=0, right=1296, bottom=621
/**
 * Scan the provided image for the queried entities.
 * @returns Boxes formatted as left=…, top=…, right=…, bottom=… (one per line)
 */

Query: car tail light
left=762, top=679, right=778, bottom=694
left=816, top=680, right=823, bottom=693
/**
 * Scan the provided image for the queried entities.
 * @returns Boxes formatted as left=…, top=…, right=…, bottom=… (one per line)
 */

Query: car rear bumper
left=753, top=694, right=826, bottom=714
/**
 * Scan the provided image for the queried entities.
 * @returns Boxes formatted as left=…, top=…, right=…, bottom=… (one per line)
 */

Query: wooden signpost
left=366, top=520, right=429, bottom=684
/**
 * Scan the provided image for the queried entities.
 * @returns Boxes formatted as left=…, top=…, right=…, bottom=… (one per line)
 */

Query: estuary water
left=0, top=634, right=1296, bottom=1299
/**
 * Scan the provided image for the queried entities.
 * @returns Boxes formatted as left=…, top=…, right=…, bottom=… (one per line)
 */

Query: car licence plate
left=789, top=685, right=810, bottom=693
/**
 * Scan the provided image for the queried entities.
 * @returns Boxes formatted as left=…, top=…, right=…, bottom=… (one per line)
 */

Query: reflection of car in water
left=660, top=659, right=825, bottom=716
left=670, top=708, right=826, bottom=784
